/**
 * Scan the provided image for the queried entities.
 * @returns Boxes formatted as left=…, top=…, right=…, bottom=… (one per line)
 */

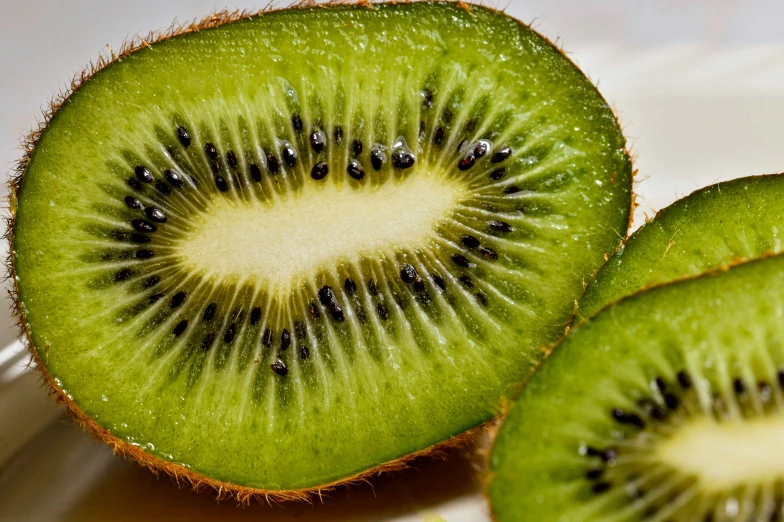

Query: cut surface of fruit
left=488, top=254, right=784, bottom=522
left=11, top=2, right=631, bottom=493
left=578, top=174, right=784, bottom=320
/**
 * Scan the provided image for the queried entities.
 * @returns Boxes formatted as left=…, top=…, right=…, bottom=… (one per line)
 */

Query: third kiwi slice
left=488, top=253, right=784, bottom=521
left=10, top=3, right=632, bottom=495
left=578, top=173, right=784, bottom=320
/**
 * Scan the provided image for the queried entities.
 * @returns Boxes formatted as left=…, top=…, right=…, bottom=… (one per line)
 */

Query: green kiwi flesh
left=488, top=254, right=784, bottom=521
left=578, top=174, right=784, bottom=321
left=11, top=3, right=631, bottom=494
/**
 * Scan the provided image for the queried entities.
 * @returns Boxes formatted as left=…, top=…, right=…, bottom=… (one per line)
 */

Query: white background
left=2, top=1, right=784, bottom=520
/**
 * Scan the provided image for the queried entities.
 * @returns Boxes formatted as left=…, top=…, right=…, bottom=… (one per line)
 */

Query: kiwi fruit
left=9, top=2, right=632, bottom=497
left=578, top=173, right=784, bottom=321
left=488, top=253, right=784, bottom=521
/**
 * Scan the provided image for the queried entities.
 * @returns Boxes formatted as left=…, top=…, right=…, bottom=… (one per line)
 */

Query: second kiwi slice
left=488, top=254, right=784, bottom=521
left=578, top=174, right=784, bottom=320
left=10, top=3, right=631, bottom=495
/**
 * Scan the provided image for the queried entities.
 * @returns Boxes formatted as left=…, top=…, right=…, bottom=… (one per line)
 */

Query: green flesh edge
left=13, top=2, right=630, bottom=490
left=578, top=174, right=784, bottom=321
left=489, top=254, right=784, bottom=522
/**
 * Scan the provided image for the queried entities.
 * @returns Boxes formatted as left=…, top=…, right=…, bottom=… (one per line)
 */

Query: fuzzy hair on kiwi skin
left=5, top=0, right=633, bottom=503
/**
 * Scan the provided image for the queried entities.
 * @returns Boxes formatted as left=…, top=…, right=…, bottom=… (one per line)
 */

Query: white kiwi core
left=178, top=172, right=467, bottom=291
left=655, top=417, right=784, bottom=490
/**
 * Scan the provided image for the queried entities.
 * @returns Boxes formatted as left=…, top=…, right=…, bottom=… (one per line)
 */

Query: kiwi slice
left=578, top=174, right=784, bottom=320
left=10, top=3, right=631, bottom=496
left=488, top=254, right=784, bottom=521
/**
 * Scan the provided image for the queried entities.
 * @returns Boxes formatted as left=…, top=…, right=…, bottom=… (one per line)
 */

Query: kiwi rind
left=8, top=1, right=632, bottom=500
left=577, top=173, right=784, bottom=321
left=487, top=253, right=784, bottom=521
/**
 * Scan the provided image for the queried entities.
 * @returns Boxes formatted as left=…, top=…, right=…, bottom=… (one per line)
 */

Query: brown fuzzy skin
left=6, top=0, right=633, bottom=504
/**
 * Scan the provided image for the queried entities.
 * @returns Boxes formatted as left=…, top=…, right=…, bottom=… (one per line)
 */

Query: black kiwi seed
left=490, top=168, right=506, bottom=181
left=489, top=220, right=513, bottom=233
left=638, top=398, right=668, bottom=420
left=173, top=319, right=188, bottom=337
left=480, top=247, right=498, bottom=261
left=215, top=176, right=228, bottom=192
left=201, top=332, right=215, bottom=351
left=452, top=254, right=471, bottom=268
left=149, top=292, right=165, bottom=304
left=203, top=302, right=217, bottom=322
left=664, top=393, right=680, bottom=410
left=155, top=180, right=172, bottom=196
left=370, top=148, right=385, bottom=170
left=432, top=274, right=447, bottom=291
left=271, top=359, right=288, bottom=376
left=291, top=114, right=303, bottom=133
left=144, top=207, right=167, bottom=223
left=422, top=89, right=434, bottom=109
left=461, top=235, right=480, bottom=249
left=344, top=278, right=357, bottom=296
left=592, top=482, right=612, bottom=494
left=310, top=130, right=326, bottom=153
left=227, top=150, right=238, bottom=168
left=352, top=139, right=363, bottom=155
left=280, top=329, right=291, bottom=351
left=136, top=249, right=154, bottom=259
left=778, top=369, right=784, bottom=389
left=164, top=169, right=184, bottom=188
left=224, top=324, right=236, bottom=344
left=611, top=408, right=645, bottom=429
left=474, top=141, right=490, bottom=158
left=299, top=345, right=310, bottom=360
left=459, top=275, right=474, bottom=289
left=131, top=219, right=157, bottom=233
left=413, top=277, right=426, bottom=293
left=503, top=186, right=520, bottom=194
left=267, top=154, right=280, bottom=174
left=433, top=127, right=445, bottom=147
left=400, top=264, right=417, bottom=283
left=262, top=328, right=273, bottom=348
left=205, top=142, right=218, bottom=160
left=169, top=291, right=186, bottom=309
left=458, top=155, right=476, bottom=171
left=677, top=370, right=692, bottom=388
left=142, top=275, right=160, bottom=288
left=135, top=166, right=154, bottom=183
left=475, top=293, right=488, bottom=306
left=249, top=164, right=262, bottom=182
left=127, top=178, right=143, bottom=191
left=347, top=159, right=365, bottom=180
left=377, top=303, right=389, bottom=321
left=392, top=150, right=415, bottom=169
left=585, top=469, right=604, bottom=480
left=333, top=126, right=343, bottom=145
left=281, top=144, right=297, bottom=167
left=311, top=162, right=329, bottom=180
left=250, top=306, right=262, bottom=326
left=176, top=126, right=191, bottom=147
left=733, top=378, right=746, bottom=395
left=129, top=233, right=150, bottom=244
left=491, top=146, right=513, bottom=163
left=654, top=377, right=667, bottom=393
left=124, top=196, right=142, bottom=209
left=114, top=268, right=132, bottom=282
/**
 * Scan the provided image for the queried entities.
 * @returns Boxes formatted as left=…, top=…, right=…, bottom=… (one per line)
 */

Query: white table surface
left=3, top=2, right=784, bottom=521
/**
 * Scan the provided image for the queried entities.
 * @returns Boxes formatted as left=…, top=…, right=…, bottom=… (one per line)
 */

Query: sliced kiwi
left=10, top=3, right=631, bottom=496
left=578, top=173, right=784, bottom=320
left=488, top=254, right=784, bottom=521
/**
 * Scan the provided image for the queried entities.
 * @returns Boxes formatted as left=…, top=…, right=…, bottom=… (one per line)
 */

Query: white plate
left=4, top=4, right=784, bottom=521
